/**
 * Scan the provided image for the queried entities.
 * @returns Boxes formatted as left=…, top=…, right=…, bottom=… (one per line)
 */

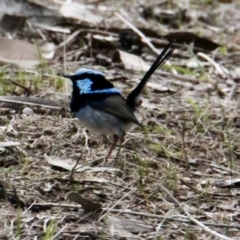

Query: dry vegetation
left=0, top=0, right=240, bottom=239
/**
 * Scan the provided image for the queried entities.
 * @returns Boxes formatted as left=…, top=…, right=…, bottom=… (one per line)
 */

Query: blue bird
left=63, top=42, right=175, bottom=162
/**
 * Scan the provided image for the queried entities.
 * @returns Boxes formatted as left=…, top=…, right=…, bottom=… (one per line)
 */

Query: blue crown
left=68, top=69, right=121, bottom=95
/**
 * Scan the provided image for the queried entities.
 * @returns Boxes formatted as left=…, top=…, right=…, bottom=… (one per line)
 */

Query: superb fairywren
left=63, top=42, right=175, bottom=162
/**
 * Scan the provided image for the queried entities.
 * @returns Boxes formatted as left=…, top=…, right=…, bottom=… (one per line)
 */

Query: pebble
left=22, top=107, right=34, bottom=115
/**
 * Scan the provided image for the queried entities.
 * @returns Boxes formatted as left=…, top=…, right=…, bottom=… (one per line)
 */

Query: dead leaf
left=66, top=191, right=102, bottom=213
left=59, top=2, right=103, bottom=25
left=140, top=81, right=169, bottom=92
left=106, top=216, right=154, bottom=233
left=44, top=154, right=119, bottom=173
left=217, top=201, right=236, bottom=210
left=113, top=50, right=150, bottom=72
left=214, top=178, right=240, bottom=188
left=165, top=32, right=220, bottom=51
left=0, top=38, right=41, bottom=69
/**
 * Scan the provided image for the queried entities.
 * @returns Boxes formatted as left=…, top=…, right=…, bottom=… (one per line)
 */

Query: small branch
left=0, top=96, right=62, bottom=110
left=9, top=79, right=31, bottom=96
left=115, top=11, right=177, bottom=74
left=159, top=185, right=233, bottom=240
left=197, top=52, right=226, bottom=78
left=29, top=202, right=240, bottom=230
left=69, top=155, right=82, bottom=180
left=181, top=122, right=189, bottom=169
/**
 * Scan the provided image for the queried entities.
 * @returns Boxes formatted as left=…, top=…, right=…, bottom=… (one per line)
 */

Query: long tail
left=126, top=41, right=175, bottom=110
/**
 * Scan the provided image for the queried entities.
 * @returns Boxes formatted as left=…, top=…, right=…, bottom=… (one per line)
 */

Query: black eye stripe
left=76, top=79, right=121, bottom=95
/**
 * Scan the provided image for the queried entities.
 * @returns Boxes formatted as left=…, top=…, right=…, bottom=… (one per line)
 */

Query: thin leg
left=115, top=132, right=125, bottom=165
left=104, top=135, right=118, bottom=163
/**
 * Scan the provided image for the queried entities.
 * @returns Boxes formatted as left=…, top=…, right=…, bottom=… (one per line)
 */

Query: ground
left=0, top=0, right=240, bottom=239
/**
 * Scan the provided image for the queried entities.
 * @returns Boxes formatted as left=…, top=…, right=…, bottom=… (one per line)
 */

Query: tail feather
left=127, top=41, right=175, bottom=109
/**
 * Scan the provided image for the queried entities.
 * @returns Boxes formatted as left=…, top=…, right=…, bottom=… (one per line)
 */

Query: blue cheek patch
left=76, top=79, right=121, bottom=94
left=77, top=79, right=93, bottom=94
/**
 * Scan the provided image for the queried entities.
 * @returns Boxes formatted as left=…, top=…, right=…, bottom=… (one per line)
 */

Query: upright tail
left=126, top=41, right=175, bottom=110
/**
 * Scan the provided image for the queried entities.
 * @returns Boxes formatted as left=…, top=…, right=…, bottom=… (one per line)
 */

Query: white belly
left=73, top=105, right=135, bottom=137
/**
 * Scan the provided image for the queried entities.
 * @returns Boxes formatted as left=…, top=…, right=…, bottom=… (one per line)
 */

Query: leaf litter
left=0, top=0, right=240, bottom=239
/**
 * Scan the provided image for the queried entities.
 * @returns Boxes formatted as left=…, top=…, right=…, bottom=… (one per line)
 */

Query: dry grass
left=0, top=0, right=240, bottom=239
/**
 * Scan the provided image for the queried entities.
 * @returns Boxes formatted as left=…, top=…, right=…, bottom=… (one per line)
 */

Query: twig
left=205, top=162, right=240, bottom=176
left=98, top=187, right=137, bottom=222
left=197, top=52, right=226, bottom=78
left=53, top=225, right=68, bottom=240
left=158, top=69, right=207, bottom=83
left=30, top=202, right=240, bottom=229
left=116, top=11, right=159, bottom=55
left=0, top=96, right=61, bottom=110
left=181, top=122, right=189, bottom=169
left=0, top=142, right=20, bottom=147
left=115, top=11, right=177, bottom=74
left=9, top=79, right=31, bottom=96
left=83, top=130, right=91, bottom=155
left=159, top=185, right=233, bottom=240
left=69, top=154, right=82, bottom=180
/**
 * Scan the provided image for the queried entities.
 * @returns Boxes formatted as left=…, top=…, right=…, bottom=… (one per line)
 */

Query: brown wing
left=88, top=95, right=141, bottom=126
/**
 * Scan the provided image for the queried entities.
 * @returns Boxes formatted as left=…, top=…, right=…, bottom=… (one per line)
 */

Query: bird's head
left=62, top=68, right=121, bottom=95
